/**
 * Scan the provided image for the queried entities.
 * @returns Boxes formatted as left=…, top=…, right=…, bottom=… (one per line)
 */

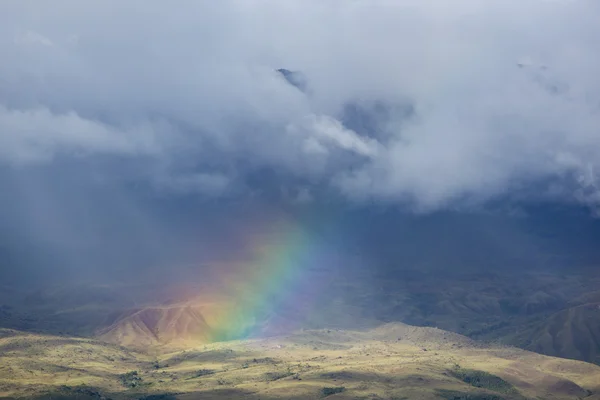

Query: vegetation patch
left=32, top=385, right=108, bottom=400
left=321, top=386, right=346, bottom=397
left=320, top=371, right=355, bottom=380
left=436, top=389, right=505, bottom=400
left=264, top=370, right=294, bottom=381
left=450, top=367, right=519, bottom=396
left=119, top=370, right=143, bottom=388
left=252, top=357, right=280, bottom=364
left=137, top=394, right=177, bottom=400
left=186, top=369, right=216, bottom=379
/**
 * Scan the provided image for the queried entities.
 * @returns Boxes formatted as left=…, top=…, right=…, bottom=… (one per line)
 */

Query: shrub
left=188, top=369, right=215, bottom=379
left=450, top=367, right=520, bottom=396
left=119, top=370, right=142, bottom=388
left=138, top=395, right=177, bottom=400
left=436, top=389, right=505, bottom=400
left=264, top=370, right=293, bottom=381
left=321, top=386, right=345, bottom=397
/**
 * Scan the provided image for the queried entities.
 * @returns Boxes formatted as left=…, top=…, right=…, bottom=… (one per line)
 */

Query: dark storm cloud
left=1, top=0, right=600, bottom=282
left=1, top=0, right=600, bottom=210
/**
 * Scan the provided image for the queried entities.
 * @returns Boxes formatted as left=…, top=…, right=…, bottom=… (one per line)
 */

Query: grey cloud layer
left=1, top=0, right=600, bottom=210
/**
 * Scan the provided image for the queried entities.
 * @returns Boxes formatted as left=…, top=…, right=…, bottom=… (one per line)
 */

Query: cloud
left=14, top=31, right=54, bottom=47
left=0, top=0, right=599, bottom=212
left=303, top=115, right=379, bottom=158
left=0, top=106, right=161, bottom=165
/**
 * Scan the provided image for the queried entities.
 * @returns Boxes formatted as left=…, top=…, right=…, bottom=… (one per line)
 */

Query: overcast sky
left=1, top=1, right=600, bottom=281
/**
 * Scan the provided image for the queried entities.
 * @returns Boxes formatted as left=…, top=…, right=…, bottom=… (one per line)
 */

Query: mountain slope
left=511, top=302, right=600, bottom=364
left=97, top=305, right=215, bottom=347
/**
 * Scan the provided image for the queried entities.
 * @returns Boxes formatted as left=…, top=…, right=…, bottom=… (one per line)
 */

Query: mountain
left=276, top=69, right=308, bottom=92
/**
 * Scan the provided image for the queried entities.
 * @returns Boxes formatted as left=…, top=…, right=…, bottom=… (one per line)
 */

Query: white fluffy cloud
left=1, top=0, right=599, bottom=209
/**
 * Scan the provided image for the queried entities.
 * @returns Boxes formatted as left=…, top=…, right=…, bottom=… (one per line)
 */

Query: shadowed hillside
left=509, top=302, right=600, bottom=364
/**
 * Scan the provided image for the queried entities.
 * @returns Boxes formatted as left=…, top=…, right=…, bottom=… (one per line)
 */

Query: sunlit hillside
left=2, top=323, right=600, bottom=400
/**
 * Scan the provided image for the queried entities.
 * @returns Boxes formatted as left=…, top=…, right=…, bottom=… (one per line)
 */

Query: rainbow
left=204, top=213, right=337, bottom=342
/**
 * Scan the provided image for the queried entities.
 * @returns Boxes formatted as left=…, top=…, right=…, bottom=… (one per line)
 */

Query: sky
left=1, top=0, right=600, bottom=283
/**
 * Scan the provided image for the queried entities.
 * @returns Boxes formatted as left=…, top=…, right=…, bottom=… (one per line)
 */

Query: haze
left=1, top=3, right=600, bottom=399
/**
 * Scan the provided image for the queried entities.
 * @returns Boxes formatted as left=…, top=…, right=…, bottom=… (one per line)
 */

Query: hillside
left=97, top=305, right=214, bottom=348
left=3, top=323, right=600, bottom=400
left=508, top=302, right=600, bottom=364
left=340, top=268, right=600, bottom=365
left=2, top=267, right=600, bottom=365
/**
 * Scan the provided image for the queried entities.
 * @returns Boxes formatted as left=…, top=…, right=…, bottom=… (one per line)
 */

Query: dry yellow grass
left=2, top=323, right=600, bottom=400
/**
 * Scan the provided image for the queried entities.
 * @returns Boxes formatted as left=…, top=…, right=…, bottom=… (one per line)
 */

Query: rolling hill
left=2, top=267, right=600, bottom=367
left=2, top=323, right=600, bottom=400
left=97, top=305, right=214, bottom=348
